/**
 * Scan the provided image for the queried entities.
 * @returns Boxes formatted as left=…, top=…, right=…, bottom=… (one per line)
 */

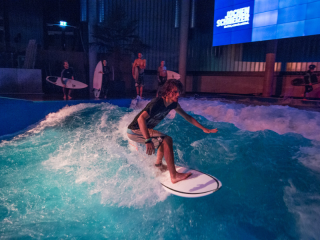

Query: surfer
left=61, top=60, right=74, bottom=100
left=100, top=60, right=112, bottom=99
left=303, top=64, right=318, bottom=100
left=156, top=61, right=167, bottom=97
left=127, top=79, right=218, bottom=184
left=132, top=53, right=146, bottom=99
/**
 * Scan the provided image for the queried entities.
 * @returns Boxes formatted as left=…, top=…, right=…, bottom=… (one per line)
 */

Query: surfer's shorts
left=135, top=73, right=144, bottom=87
left=127, top=128, right=166, bottom=149
left=62, top=78, right=69, bottom=85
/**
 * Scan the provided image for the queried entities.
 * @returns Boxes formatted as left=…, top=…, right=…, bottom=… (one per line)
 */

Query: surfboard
left=167, top=70, right=180, bottom=80
left=93, top=61, right=103, bottom=98
left=46, top=76, right=88, bottom=89
left=128, top=140, right=222, bottom=198
left=133, top=65, right=139, bottom=81
left=158, top=165, right=222, bottom=198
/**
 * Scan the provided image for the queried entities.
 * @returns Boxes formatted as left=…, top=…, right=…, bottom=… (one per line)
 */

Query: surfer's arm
left=137, top=111, right=155, bottom=155
left=175, top=104, right=218, bottom=134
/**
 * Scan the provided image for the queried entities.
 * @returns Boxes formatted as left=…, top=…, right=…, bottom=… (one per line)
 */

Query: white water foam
left=284, top=180, right=320, bottom=240
left=3, top=99, right=320, bottom=211
left=131, top=98, right=320, bottom=141
left=133, top=98, right=320, bottom=175
left=40, top=102, right=169, bottom=208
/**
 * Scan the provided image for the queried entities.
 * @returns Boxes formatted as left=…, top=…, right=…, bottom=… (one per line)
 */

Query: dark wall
left=5, top=0, right=43, bottom=52
left=103, top=0, right=180, bottom=71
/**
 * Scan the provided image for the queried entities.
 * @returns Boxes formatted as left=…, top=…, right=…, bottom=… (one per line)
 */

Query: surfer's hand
left=203, top=128, right=218, bottom=133
left=146, top=142, right=155, bottom=155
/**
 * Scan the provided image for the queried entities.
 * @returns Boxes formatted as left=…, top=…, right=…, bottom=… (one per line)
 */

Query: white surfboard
left=128, top=140, right=221, bottom=198
left=132, top=65, right=139, bottom=81
left=46, top=76, right=88, bottom=89
left=158, top=165, right=222, bottom=198
left=167, top=70, right=180, bottom=80
left=93, top=61, right=103, bottom=98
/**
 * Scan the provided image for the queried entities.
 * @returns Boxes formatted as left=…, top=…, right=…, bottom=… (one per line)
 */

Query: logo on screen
left=216, top=7, right=250, bottom=28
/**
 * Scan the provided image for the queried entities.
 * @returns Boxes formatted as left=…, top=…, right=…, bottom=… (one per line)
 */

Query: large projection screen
left=213, top=0, right=320, bottom=46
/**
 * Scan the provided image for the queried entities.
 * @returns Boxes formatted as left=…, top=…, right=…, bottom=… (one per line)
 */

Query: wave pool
left=1, top=98, right=320, bottom=239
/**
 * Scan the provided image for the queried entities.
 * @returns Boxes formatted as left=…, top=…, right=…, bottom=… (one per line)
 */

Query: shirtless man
left=157, top=61, right=167, bottom=97
left=132, top=53, right=146, bottom=99
left=127, top=79, right=218, bottom=184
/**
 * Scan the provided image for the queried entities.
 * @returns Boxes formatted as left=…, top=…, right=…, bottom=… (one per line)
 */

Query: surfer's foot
left=63, top=95, right=66, bottom=100
left=68, top=96, right=72, bottom=100
left=171, top=172, right=192, bottom=184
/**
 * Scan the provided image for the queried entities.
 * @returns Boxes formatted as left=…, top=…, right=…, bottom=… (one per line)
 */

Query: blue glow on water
left=1, top=99, right=320, bottom=239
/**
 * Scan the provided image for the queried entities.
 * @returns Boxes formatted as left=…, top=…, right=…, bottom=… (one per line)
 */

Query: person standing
left=303, top=64, right=318, bottom=100
left=100, top=60, right=113, bottom=99
left=156, top=61, right=167, bottom=97
left=132, top=53, right=146, bottom=99
left=61, top=60, right=74, bottom=100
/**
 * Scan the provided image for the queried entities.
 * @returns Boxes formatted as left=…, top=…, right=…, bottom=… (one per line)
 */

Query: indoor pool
left=1, top=99, right=320, bottom=239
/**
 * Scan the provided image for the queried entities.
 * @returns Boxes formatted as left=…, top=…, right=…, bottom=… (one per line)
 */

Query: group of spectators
left=60, top=53, right=168, bottom=100
left=59, top=57, right=319, bottom=101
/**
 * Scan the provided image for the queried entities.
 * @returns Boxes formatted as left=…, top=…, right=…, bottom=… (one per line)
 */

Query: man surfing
left=127, top=79, right=218, bottom=184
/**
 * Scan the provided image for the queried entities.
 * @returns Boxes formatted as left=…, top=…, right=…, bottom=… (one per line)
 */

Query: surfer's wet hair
left=160, top=79, right=183, bottom=97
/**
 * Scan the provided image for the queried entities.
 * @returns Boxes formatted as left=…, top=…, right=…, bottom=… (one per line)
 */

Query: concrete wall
left=186, top=73, right=265, bottom=94
left=0, top=68, right=42, bottom=94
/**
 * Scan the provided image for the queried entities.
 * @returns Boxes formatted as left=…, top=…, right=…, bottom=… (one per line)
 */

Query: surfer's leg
left=140, top=75, right=144, bottom=98
left=135, top=81, right=140, bottom=96
left=140, top=86, right=143, bottom=98
left=156, top=144, right=164, bottom=165
left=63, top=87, right=67, bottom=100
left=155, top=144, right=167, bottom=172
left=162, top=136, right=191, bottom=184
left=68, top=89, right=72, bottom=100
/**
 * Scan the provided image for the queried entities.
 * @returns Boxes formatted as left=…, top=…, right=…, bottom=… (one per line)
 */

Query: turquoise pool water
left=1, top=99, right=320, bottom=239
